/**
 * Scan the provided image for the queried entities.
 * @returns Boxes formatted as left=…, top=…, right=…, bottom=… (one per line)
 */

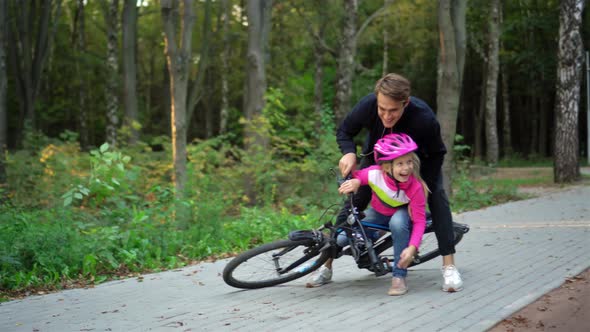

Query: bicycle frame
left=321, top=185, right=392, bottom=277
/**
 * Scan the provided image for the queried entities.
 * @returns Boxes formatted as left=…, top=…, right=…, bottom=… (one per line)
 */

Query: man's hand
left=339, top=153, right=357, bottom=177
left=397, top=246, right=417, bottom=269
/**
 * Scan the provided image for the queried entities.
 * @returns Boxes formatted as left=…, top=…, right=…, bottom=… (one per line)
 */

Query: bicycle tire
left=223, top=239, right=331, bottom=289
left=370, top=222, right=466, bottom=268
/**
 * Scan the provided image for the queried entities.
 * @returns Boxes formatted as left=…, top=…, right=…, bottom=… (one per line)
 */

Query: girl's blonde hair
left=380, top=152, right=430, bottom=199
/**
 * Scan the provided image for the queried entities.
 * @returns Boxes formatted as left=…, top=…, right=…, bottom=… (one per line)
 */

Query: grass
left=495, top=155, right=554, bottom=167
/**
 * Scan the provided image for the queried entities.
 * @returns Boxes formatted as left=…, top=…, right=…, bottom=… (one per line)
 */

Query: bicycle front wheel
left=223, top=239, right=331, bottom=289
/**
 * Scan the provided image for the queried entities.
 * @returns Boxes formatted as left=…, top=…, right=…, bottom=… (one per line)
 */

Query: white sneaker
left=305, top=266, right=332, bottom=288
left=442, top=265, right=463, bottom=292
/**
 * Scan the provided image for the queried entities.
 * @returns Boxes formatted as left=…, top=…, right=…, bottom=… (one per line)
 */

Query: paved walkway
left=1, top=186, right=589, bottom=332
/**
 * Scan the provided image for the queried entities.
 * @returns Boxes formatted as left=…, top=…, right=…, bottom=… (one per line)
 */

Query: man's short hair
left=374, top=73, right=411, bottom=102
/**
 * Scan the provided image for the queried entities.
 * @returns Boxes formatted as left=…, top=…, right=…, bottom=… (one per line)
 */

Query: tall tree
left=244, top=0, right=271, bottom=129
left=73, top=0, right=90, bottom=149
left=474, top=61, right=487, bottom=159
left=436, top=0, right=466, bottom=194
left=103, top=0, right=120, bottom=147
left=293, top=0, right=336, bottom=129
left=500, top=64, right=511, bottom=155
left=333, top=1, right=390, bottom=124
left=382, top=0, right=394, bottom=76
left=312, top=1, right=328, bottom=123
left=554, top=0, right=585, bottom=183
left=7, top=0, right=63, bottom=144
left=161, top=0, right=194, bottom=209
left=122, top=0, right=139, bottom=144
left=333, top=0, right=357, bottom=125
left=186, top=0, right=212, bottom=131
left=500, top=1, right=512, bottom=157
left=243, top=0, right=272, bottom=204
left=0, top=0, right=7, bottom=201
left=484, top=0, right=500, bottom=164
left=219, top=0, right=230, bottom=134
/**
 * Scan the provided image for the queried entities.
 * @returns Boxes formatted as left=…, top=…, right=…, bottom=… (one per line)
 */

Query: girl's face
left=385, top=154, right=414, bottom=182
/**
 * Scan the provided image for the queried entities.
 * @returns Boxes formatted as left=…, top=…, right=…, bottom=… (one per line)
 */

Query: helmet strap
left=385, top=163, right=400, bottom=197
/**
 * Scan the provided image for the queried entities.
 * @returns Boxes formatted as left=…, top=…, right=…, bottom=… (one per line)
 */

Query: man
left=309, top=73, right=463, bottom=292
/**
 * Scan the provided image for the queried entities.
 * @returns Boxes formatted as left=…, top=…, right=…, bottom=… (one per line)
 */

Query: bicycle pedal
left=373, top=266, right=389, bottom=277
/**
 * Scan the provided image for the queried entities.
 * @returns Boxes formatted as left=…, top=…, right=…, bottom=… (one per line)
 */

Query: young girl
left=307, top=133, right=429, bottom=296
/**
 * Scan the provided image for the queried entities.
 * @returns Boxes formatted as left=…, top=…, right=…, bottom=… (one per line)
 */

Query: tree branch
left=180, top=0, right=194, bottom=54
left=293, top=3, right=336, bottom=57
left=187, top=0, right=212, bottom=122
left=354, top=3, right=392, bottom=43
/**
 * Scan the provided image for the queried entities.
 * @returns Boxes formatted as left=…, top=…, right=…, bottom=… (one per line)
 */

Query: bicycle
left=223, top=171, right=469, bottom=289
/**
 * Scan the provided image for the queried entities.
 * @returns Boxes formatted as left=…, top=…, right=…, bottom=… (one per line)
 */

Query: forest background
left=0, top=0, right=588, bottom=299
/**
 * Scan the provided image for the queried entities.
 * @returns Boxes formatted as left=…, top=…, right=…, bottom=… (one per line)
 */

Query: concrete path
left=1, top=186, right=589, bottom=332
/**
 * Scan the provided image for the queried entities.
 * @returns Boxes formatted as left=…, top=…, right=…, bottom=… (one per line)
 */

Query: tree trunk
left=436, top=0, right=466, bottom=195
left=245, top=0, right=271, bottom=117
left=104, top=0, right=120, bottom=147
left=74, top=0, right=90, bottom=150
left=144, top=39, right=155, bottom=135
left=162, top=0, right=194, bottom=221
left=219, top=0, right=230, bottom=134
left=484, top=0, right=500, bottom=165
left=0, top=0, right=7, bottom=201
left=162, top=56, right=171, bottom=136
left=313, top=43, right=324, bottom=129
left=451, top=0, right=466, bottom=83
left=187, top=0, right=212, bottom=129
left=244, top=0, right=272, bottom=204
left=333, top=0, right=357, bottom=125
left=204, top=90, right=214, bottom=138
left=296, top=0, right=332, bottom=131
left=529, top=96, right=538, bottom=155
left=244, top=0, right=271, bottom=136
left=474, top=61, right=486, bottom=159
left=313, top=1, right=327, bottom=127
left=122, top=0, right=139, bottom=145
left=554, top=0, right=584, bottom=183
left=501, top=64, right=512, bottom=156
left=382, top=0, right=394, bottom=76
left=538, top=95, right=549, bottom=156
left=8, top=0, right=62, bottom=145
left=499, top=3, right=512, bottom=157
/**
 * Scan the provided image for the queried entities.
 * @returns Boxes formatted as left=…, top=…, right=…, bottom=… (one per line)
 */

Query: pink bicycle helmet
left=374, top=133, right=418, bottom=163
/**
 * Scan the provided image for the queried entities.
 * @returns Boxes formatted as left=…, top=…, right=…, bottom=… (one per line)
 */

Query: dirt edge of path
left=487, top=268, right=590, bottom=332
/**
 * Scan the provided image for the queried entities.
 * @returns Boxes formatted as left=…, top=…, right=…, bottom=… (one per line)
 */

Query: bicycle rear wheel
left=223, top=239, right=331, bottom=289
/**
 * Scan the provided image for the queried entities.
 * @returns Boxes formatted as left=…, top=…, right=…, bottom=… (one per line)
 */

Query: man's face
left=377, top=93, right=407, bottom=129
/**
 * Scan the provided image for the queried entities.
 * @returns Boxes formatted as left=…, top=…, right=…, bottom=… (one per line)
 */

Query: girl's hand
left=338, top=179, right=361, bottom=195
left=397, top=246, right=417, bottom=269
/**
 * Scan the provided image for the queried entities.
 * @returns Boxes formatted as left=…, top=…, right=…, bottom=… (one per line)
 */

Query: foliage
left=451, top=167, right=521, bottom=213
left=450, top=135, right=523, bottom=212
left=61, top=143, right=138, bottom=207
